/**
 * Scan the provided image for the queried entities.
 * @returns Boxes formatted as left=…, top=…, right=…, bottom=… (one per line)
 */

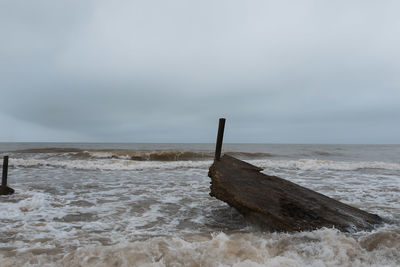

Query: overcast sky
left=1, top=0, right=399, bottom=143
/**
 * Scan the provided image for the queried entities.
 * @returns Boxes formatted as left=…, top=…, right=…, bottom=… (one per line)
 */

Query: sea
left=0, top=143, right=399, bottom=267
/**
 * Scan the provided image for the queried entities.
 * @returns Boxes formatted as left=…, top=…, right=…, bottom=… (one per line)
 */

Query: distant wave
left=312, top=151, right=339, bottom=156
left=225, top=152, right=276, bottom=159
left=11, top=147, right=84, bottom=153
left=82, top=151, right=214, bottom=161
left=297, top=150, right=344, bottom=158
left=7, top=148, right=276, bottom=161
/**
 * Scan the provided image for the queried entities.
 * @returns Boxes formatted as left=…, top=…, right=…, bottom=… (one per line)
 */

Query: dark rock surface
left=0, top=186, right=15, bottom=195
left=209, top=155, right=382, bottom=232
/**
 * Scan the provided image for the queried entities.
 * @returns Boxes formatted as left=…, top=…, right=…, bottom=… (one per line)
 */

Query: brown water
left=0, top=143, right=399, bottom=266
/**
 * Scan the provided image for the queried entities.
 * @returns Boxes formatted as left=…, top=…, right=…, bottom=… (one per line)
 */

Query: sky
left=1, top=0, right=399, bottom=144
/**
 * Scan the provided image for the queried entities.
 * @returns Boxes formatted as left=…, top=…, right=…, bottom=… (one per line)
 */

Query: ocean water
left=0, top=143, right=399, bottom=267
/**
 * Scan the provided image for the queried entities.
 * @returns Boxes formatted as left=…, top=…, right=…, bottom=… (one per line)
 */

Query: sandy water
left=0, top=143, right=399, bottom=266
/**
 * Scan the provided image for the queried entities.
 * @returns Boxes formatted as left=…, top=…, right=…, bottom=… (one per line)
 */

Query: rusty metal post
left=214, top=118, right=226, bottom=161
left=2, top=156, right=8, bottom=187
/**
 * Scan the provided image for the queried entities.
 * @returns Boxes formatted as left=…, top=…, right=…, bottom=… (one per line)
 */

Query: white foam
left=8, top=157, right=400, bottom=171
left=8, top=158, right=212, bottom=170
left=1, top=154, right=399, bottom=266
left=86, top=151, right=114, bottom=159
left=253, top=159, right=400, bottom=171
left=1, top=192, right=52, bottom=220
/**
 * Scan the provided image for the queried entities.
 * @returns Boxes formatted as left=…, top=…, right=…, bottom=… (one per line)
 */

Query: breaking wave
left=1, top=228, right=399, bottom=266
left=7, top=158, right=212, bottom=170
left=6, top=158, right=400, bottom=171
left=253, top=159, right=400, bottom=171
left=6, top=149, right=276, bottom=161
left=80, top=151, right=214, bottom=161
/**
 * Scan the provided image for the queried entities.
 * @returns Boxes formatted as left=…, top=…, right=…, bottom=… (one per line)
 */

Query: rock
left=208, top=155, right=382, bottom=232
left=0, top=186, right=15, bottom=195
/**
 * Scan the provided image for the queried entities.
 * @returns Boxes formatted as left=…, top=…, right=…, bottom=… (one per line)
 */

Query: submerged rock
left=208, top=155, right=382, bottom=232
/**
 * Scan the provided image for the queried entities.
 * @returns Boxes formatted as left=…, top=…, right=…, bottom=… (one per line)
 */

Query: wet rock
left=0, top=186, right=14, bottom=195
left=208, top=155, right=382, bottom=232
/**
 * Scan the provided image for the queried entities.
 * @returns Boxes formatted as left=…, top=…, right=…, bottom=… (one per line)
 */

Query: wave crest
left=87, top=151, right=213, bottom=161
left=7, top=149, right=275, bottom=161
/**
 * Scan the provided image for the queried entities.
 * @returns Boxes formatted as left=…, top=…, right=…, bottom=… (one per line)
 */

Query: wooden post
left=2, top=156, right=8, bottom=187
left=0, top=155, right=13, bottom=195
left=214, top=118, right=226, bottom=161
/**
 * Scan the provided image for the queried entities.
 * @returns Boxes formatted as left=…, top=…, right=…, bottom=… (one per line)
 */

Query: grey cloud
left=1, top=0, right=399, bottom=143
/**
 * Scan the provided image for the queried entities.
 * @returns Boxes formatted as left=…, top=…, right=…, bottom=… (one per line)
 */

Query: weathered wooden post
left=214, top=118, right=226, bottom=161
left=1, top=156, right=14, bottom=195
left=2, top=156, right=8, bottom=187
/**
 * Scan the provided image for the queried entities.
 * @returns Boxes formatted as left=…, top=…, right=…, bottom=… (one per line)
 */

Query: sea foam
left=7, top=158, right=400, bottom=171
left=1, top=228, right=399, bottom=267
